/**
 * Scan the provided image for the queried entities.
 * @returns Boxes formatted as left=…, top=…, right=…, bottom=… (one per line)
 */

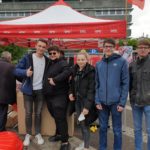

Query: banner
left=119, top=46, right=133, bottom=63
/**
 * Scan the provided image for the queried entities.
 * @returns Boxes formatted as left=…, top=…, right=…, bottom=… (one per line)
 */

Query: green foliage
left=118, top=40, right=125, bottom=46
left=0, top=44, right=27, bottom=64
left=118, top=39, right=138, bottom=50
left=127, top=39, right=138, bottom=50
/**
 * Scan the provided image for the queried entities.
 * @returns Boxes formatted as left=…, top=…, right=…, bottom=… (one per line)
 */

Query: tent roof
left=0, top=0, right=119, bottom=25
left=0, top=0, right=126, bottom=38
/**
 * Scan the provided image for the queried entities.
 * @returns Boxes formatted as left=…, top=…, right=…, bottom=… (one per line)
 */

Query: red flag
left=128, top=0, right=145, bottom=9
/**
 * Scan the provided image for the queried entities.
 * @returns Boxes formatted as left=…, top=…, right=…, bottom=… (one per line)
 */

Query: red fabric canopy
left=0, top=0, right=126, bottom=39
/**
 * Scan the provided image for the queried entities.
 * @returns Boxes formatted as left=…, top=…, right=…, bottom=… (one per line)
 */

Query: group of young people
left=0, top=38, right=150, bottom=150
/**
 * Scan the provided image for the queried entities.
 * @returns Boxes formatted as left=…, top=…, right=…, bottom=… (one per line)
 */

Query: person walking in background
left=0, top=51, right=12, bottom=63
left=69, top=52, right=96, bottom=150
left=95, top=39, right=129, bottom=150
left=43, top=46, right=71, bottom=150
left=15, top=39, right=49, bottom=146
left=0, top=51, right=16, bottom=132
left=129, top=39, right=150, bottom=150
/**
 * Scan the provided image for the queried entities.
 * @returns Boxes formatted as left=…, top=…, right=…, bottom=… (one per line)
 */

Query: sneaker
left=75, top=142, right=84, bottom=150
left=23, top=134, right=31, bottom=146
left=35, top=133, right=44, bottom=145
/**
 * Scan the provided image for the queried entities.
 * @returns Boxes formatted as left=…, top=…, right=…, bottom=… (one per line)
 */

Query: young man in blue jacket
left=15, top=39, right=49, bottom=146
left=95, top=39, right=129, bottom=150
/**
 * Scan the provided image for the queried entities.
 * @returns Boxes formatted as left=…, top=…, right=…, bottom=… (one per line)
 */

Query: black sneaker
left=60, top=142, right=70, bottom=150
left=48, top=135, right=61, bottom=142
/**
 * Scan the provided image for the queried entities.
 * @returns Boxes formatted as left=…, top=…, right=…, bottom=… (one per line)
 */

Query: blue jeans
left=99, top=103, right=122, bottom=150
left=132, top=105, right=150, bottom=150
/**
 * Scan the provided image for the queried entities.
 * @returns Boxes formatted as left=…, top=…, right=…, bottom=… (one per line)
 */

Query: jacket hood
left=102, top=53, right=121, bottom=62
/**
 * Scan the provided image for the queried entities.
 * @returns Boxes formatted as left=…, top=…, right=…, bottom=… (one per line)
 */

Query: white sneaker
left=75, top=142, right=84, bottom=150
left=35, top=133, right=44, bottom=145
left=23, top=134, right=31, bottom=146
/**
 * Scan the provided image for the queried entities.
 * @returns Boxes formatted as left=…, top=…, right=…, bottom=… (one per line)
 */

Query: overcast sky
left=131, top=0, right=150, bottom=38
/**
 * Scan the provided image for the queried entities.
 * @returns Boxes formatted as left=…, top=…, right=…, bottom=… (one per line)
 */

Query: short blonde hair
left=76, top=51, right=90, bottom=62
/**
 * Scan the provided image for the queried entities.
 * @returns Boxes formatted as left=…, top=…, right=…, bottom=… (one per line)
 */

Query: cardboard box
left=17, top=92, right=74, bottom=136
left=6, top=111, right=18, bottom=128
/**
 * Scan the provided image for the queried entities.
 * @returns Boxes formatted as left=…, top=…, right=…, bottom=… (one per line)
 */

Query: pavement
left=12, top=101, right=147, bottom=150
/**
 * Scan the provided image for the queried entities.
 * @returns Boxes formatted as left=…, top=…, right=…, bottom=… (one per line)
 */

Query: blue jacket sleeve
left=119, top=60, right=129, bottom=107
left=95, top=63, right=101, bottom=105
left=15, top=55, right=28, bottom=78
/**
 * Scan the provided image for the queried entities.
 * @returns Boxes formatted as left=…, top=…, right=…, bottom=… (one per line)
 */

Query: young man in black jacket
left=130, top=39, right=150, bottom=150
left=43, top=46, right=71, bottom=150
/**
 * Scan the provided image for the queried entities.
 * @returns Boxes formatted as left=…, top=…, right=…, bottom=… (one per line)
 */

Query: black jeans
left=23, top=90, right=44, bottom=135
left=46, top=94, right=69, bottom=143
left=76, top=100, right=90, bottom=148
left=0, top=104, right=8, bottom=131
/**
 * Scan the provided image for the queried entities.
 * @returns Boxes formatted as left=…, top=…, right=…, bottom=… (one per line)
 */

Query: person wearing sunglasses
left=95, top=39, right=129, bottom=150
left=129, top=39, right=150, bottom=150
left=43, top=46, right=71, bottom=150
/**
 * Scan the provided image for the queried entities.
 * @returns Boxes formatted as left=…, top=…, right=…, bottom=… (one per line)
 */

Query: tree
left=119, top=39, right=138, bottom=50
left=0, top=44, right=27, bottom=64
left=127, top=39, right=138, bottom=50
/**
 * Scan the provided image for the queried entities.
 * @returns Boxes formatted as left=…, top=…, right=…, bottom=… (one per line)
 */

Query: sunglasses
left=49, top=52, right=57, bottom=55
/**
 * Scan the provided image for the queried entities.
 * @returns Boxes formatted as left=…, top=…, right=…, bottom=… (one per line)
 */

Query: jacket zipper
left=106, top=60, right=108, bottom=105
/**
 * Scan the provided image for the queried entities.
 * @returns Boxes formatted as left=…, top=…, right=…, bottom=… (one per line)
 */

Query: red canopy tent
left=0, top=0, right=126, bottom=39
left=0, top=0, right=126, bottom=51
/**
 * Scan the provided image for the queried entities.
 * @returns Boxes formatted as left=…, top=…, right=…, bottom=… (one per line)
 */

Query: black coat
left=70, top=63, right=95, bottom=109
left=43, top=58, right=71, bottom=96
left=0, top=59, right=16, bottom=104
left=129, top=56, right=150, bottom=106
left=69, top=63, right=97, bottom=125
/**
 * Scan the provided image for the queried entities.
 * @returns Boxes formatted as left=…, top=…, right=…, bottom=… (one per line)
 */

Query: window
left=110, top=10, right=115, bottom=15
left=0, top=12, right=5, bottom=16
left=103, top=10, right=108, bottom=15
left=12, top=12, right=18, bottom=16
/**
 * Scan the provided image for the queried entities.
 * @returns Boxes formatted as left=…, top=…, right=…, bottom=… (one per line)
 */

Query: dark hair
left=48, top=45, right=60, bottom=52
left=60, top=50, right=64, bottom=56
left=103, top=39, right=116, bottom=47
left=37, top=38, right=48, bottom=45
left=138, top=39, right=150, bottom=47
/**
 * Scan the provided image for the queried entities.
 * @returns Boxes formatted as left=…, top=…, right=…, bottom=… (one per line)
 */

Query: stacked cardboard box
left=6, top=106, right=18, bottom=128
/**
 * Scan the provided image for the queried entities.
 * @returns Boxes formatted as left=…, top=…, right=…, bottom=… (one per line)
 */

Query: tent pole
left=125, top=0, right=128, bottom=38
left=125, top=0, right=128, bottom=21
